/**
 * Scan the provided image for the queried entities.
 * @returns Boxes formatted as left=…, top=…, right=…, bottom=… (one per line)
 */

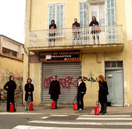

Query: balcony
left=29, top=25, right=124, bottom=53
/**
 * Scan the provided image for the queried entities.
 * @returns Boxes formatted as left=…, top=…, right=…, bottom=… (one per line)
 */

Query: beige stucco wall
left=24, top=0, right=132, bottom=106
left=29, top=63, right=41, bottom=105
left=125, top=0, right=132, bottom=41
left=0, top=56, right=23, bottom=89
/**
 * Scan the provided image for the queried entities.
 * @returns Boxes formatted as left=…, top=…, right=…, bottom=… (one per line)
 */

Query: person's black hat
left=77, top=76, right=82, bottom=79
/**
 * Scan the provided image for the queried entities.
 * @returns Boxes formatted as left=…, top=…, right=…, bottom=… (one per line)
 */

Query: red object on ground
left=73, top=102, right=78, bottom=111
left=51, top=101, right=55, bottom=109
left=29, top=102, right=33, bottom=111
left=94, top=105, right=99, bottom=115
left=10, top=104, right=14, bottom=112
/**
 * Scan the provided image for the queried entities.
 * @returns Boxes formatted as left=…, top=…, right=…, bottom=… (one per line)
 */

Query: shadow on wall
left=0, top=69, right=23, bottom=89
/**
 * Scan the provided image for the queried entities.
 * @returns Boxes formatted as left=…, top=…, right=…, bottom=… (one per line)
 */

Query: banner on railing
left=39, top=51, right=81, bottom=62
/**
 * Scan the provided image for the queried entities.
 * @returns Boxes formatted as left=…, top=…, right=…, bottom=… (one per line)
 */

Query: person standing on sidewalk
left=49, top=76, right=60, bottom=109
left=98, top=75, right=109, bottom=115
left=25, top=78, right=34, bottom=111
left=77, top=76, right=86, bottom=110
left=4, top=75, right=17, bottom=112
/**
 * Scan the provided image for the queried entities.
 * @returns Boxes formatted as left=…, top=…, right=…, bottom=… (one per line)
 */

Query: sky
left=0, top=0, right=26, bottom=44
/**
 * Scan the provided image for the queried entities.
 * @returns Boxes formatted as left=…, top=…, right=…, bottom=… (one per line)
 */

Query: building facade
left=24, top=0, right=132, bottom=107
left=0, top=35, right=24, bottom=90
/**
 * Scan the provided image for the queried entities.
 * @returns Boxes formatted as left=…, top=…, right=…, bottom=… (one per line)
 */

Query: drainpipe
left=28, top=50, right=30, bottom=78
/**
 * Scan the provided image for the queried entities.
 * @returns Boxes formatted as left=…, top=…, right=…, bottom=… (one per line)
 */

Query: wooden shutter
left=49, top=5, right=55, bottom=26
left=106, top=0, right=116, bottom=25
left=49, top=4, right=64, bottom=28
left=79, top=1, right=88, bottom=27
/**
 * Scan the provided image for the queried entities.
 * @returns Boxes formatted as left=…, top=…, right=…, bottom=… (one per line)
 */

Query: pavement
left=0, top=103, right=132, bottom=115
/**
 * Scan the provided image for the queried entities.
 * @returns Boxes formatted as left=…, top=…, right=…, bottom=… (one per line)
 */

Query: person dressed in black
left=49, top=20, right=57, bottom=46
left=49, top=76, right=60, bottom=109
left=72, top=18, right=80, bottom=45
left=89, top=16, right=100, bottom=44
left=4, top=75, right=16, bottom=112
left=98, top=75, right=108, bottom=115
left=77, top=76, right=86, bottom=110
left=25, top=78, right=34, bottom=110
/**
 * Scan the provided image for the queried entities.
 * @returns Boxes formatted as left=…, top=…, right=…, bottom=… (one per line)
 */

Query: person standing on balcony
left=49, top=76, right=60, bottom=109
left=98, top=75, right=109, bottom=115
left=25, top=78, right=34, bottom=111
left=72, top=18, right=80, bottom=45
left=77, top=76, right=86, bottom=110
left=49, top=20, right=57, bottom=46
left=4, top=75, right=17, bottom=112
left=89, top=16, right=100, bottom=44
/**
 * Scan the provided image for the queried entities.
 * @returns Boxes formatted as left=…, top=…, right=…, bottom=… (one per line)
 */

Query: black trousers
left=77, top=93, right=84, bottom=110
left=100, top=102, right=107, bottom=112
left=7, top=92, right=15, bottom=112
left=91, top=31, right=99, bottom=43
left=49, top=33, right=55, bottom=46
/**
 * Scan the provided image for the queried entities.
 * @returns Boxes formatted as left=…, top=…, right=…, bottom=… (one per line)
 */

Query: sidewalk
left=0, top=103, right=132, bottom=115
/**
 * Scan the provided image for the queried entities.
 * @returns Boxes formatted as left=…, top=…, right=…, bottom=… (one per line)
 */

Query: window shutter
left=49, top=4, right=64, bottom=29
left=56, top=4, right=64, bottom=28
left=49, top=5, right=55, bottom=26
left=79, top=1, right=88, bottom=27
left=106, top=0, right=116, bottom=25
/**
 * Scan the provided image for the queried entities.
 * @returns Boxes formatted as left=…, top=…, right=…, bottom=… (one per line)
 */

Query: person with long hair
left=4, top=75, right=16, bottom=112
left=25, top=78, right=34, bottom=111
left=89, top=16, right=100, bottom=44
left=49, top=20, right=57, bottom=46
left=98, top=75, right=109, bottom=115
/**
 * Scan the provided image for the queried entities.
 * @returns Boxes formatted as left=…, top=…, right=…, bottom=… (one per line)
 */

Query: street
left=0, top=111, right=132, bottom=129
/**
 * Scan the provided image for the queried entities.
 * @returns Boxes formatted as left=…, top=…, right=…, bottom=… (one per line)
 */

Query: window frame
left=48, top=3, right=65, bottom=29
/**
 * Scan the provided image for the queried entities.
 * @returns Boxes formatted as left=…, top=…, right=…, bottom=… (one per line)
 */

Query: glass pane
left=107, top=0, right=110, bottom=8
left=111, top=0, right=115, bottom=8
left=117, top=61, right=123, bottom=67
left=105, top=62, right=110, bottom=67
left=111, top=62, right=116, bottom=67
left=84, top=2, right=87, bottom=9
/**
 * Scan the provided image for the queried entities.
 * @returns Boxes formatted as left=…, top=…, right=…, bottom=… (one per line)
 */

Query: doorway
left=105, top=61, right=124, bottom=106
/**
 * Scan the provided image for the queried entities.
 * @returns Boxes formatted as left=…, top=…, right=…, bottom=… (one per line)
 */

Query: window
left=105, top=61, right=123, bottom=68
left=22, top=54, right=24, bottom=59
left=2, top=48, right=17, bottom=58
left=12, top=51, right=17, bottom=57
left=79, top=1, right=88, bottom=27
left=90, top=4, right=105, bottom=26
left=49, top=4, right=64, bottom=29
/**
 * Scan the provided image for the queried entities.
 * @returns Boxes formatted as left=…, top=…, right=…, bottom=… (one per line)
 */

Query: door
left=42, top=62, right=81, bottom=105
left=106, top=70, right=124, bottom=106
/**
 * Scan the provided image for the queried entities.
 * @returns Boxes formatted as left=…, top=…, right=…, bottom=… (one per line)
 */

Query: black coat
left=49, top=80, right=60, bottom=100
left=25, top=83, right=34, bottom=101
left=89, top=20, right=99, bottom=34
left=72, top=22, right=80, bottom=28
left=77, top=81, right=86, bottom=94
left=99, top=81, right=108, bottom=103
left=4, top=79, right=17, bottom=111
left=89, top=21, right=99, bottom=26
left=49, top=24, right=57, bottom=29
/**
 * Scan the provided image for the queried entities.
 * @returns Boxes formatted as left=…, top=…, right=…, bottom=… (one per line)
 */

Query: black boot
left=55, top=100, right=57, bottom=109
left=99, top=103, right=103, bottom=113
left=102, top=103, right=107, bottom=115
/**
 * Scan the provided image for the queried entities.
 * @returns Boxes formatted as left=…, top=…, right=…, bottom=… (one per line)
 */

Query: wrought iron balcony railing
left=29, top=25, right=123, bottom=48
